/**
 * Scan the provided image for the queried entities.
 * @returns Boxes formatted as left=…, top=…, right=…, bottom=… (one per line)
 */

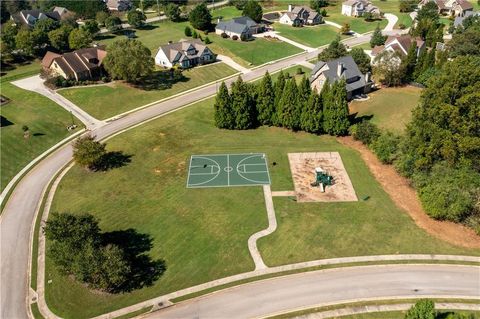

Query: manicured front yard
left=1, top=65, right=81, bottom=191
left=274, top=23, right=349, bottom=48
left=207, top=33, right=303, bottom=66
left=58, top=62, right=237, bottom=120
left=46, top=96, right=478, bottom=318
left=324, top=5, right=388, bottom=34
left=371, top=0, right=414, bottom=28
left=349, top=86, right=422, bottom=133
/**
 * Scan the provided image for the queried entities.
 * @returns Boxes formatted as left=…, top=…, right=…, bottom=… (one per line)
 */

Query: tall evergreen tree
left=231, top=76, right=256, bottom=129
left=413, top=48, right=427, bottom=79
left=256, top=71, right=275, bottom=126
left=273, top=71, right=286, bottom=125
left=370, top=24, right=387, bottom=48
left=318, top=36, right=347, bottom=61
left=297, top=75, right=312, bottom=106
left=323, top=80, right=350, bottom=135
left=278, top=79, right=301, bottom=130
left=214, top=82, right=234, bottom=129
left=300, top=90, right=323, bottom=133
left=401, top=42, right=418, bottom=82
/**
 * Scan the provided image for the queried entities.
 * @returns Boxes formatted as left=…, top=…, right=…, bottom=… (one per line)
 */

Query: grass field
left=349, top=86, right=422, bottom=133
left=0, top=64, right=81, bottom=191
left=351, top=42, right=373, bottom=50
left=97, top=19, right=303, bottom=68
left=210, top=5, right=243, bottom=21
left=273, top=23, right=349, bottom=48
left=46, top=96, right=479, bottom=318
left=371, top=0, right=414, bottom=28
left=207, top=33, right=304, bottom=66
left=324, top=4, right=388, bottom=34
left=58, top=62, right=237, bottom=119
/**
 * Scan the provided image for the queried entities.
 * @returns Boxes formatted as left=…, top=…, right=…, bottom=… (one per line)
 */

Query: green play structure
left=311, top=167, right=333, bottom=192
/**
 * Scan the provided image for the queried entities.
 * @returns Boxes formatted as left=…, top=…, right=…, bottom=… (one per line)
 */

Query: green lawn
left=211, top=5, right=243, bottom=21
left=97, top=19, right=303, bottom=68
left=351, top=42, right=373, bottom=50
left=46, top=97, right=479, bottom=318
left=324, top=4, right=388, bottom=34
left=337, top=311, right=480, bottom=319
left=273, top=23, right=349, bottom=48
left=1, top=65, right=81, bottom=191
left=371, top=0, right=414, bottom=28
left=207, top=33, right=304, bottom=67
left=58, top=62, right=237, bottom=120
left=349, top=86, right=422, bottom=133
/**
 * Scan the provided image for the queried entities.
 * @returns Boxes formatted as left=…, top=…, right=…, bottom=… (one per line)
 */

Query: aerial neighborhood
left=1, top=0, right=479, bottom=319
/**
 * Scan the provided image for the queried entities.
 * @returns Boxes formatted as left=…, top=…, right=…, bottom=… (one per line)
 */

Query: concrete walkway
left=255, top=31, right=316, bottom=52
left=384, top=13, right=398, bottom=31
left=292, top=303, right=480, bottom=319
left=272, top=190, right=296, bottom=197
left=247, top=185, right=278, bottom=270
left=12, top=75, right=104, bottom=129
left=216, top=54, right=250, bottom=74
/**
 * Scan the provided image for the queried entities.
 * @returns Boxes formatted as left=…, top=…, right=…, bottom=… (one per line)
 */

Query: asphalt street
left=0, top=33, right=396, bottom=319
left=146, top=265, right=480, bottom=319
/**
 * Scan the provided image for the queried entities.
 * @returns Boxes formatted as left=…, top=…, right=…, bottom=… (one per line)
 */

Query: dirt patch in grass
left=338, top=136, right=480, bottom=249
left=288, top=152, right=358, bottom=202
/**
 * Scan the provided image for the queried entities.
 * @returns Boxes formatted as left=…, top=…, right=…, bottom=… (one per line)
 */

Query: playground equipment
left=311, top=167, right=333, bottom=192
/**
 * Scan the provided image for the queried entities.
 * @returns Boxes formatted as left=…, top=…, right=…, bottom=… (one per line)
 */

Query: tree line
left=351, top=56, right=480, bottom=234
left=214, top=71, right=350, bottom=136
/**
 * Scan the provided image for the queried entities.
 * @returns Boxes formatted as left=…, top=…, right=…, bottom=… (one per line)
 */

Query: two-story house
left=279, top=5, right=322, bottom=26
left=154, top=40, right=216, bottom=68
left=341, top=0, right=380, bottom=17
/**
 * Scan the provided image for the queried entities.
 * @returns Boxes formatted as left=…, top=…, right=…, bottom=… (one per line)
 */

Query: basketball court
left=187, top=153, right=271, bottom=188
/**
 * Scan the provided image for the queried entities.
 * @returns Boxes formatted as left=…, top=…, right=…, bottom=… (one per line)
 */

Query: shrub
left=232, top=35, right=239, bottom=40
left=184, top=26, right=192, bottom=37
left=192, top=30, right=198, bottom=38
left=415, top=164, right=480, bottom=222
left=405, top=300, right=435, bottom=319
left=221, top=32, right=228, bottom=38
left=349, top=121, right=380, bottom=145
left=296, top=67, right=304, bottom=75
left=240, top=33, right=247, bottom=41
left=204, top=36, right=211, bottom=44
left=371, top=131, right=401, bottom=164
left=398, top=23, right=406, bottom=29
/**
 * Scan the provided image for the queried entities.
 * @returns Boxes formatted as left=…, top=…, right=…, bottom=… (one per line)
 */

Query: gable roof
left=158, top=40, right=211, bottom=64
left=382, top=34, right=424, bottom=56
left=43, top=47, right=106, bottom=78
left=456, top=0, right=473, bottom=10
left=454, top=10, right=479, bottom=26
left=216, top=16, right=258, bottom=34
left=12, top=10, right=61, bottom=27
left=311, top=55, right=369, bottom=92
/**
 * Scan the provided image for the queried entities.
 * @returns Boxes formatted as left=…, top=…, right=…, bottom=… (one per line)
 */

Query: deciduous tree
left=104, top=39, right=154, bottom=83
left=318, top=36, right=347, bottom=61
left=189, top=3, right=212, bottom=31
left=72, top=135, right=106, bottom=169
left=127, top=10, right=146, bottom=28
left=242, top=0, right=263, bottom=23
left=68, top=28, right=92, bottom=50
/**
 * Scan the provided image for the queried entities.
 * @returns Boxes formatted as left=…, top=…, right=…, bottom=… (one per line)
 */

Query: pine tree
left=256, top=71, right=275, bottom=126
left=214, top=81, right=234, bottom=129
left=370, top=24, right=387, bottom=48
left=273, top=70, right=286, bottom=125
left=278, top=79, right=300, bottom=130
left=300, top=90, right=323, bottom=133
left=401, top=41, right=418, bottom=82
left=231, top=76, right=256, bottom=129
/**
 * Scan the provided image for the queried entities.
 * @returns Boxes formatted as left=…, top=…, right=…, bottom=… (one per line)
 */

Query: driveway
left=12, top=75, right=103, bottom=129
left=143, top=264, right=480, bottom=319
left=384, top=13, right=398, bottom=31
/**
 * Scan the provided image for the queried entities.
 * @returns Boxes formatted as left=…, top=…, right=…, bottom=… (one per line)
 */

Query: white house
left=279, top=4, right=322, bottom=26
left=155, top=40, right=216, bottom=68
left=418, top=0, right=473, bottom=16
left=341, top=0, right=380, bottom=17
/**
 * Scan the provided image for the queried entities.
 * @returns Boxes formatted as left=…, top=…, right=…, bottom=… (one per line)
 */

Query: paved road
left=1, top=34, right=371, bottom=319
left=144, top=265, right=480, bottom=319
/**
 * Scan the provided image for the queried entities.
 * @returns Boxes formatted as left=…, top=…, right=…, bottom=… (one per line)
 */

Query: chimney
left=337, top=63, right=343, bottom=77
left=288, top=4, right=293, bottom=12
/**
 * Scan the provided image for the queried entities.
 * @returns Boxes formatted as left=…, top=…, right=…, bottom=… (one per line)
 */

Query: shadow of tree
left=0, top=116, right=14, bottom=127
left=132, top=69, right=190, bottom=91
left=102, top=229, right=166, bottom=292
left=33, top=132, right=46, bottom=137
left=349, top=112, right=374, bottom=125
left=94, top=151, right=132, bottom=171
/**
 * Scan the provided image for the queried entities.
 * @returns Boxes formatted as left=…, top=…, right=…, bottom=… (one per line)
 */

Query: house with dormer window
left=11, top=9, right=62, bottom=28
left=154, top=40, right=216, bottom=68
left=279, top=5, right=322, bottom=26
